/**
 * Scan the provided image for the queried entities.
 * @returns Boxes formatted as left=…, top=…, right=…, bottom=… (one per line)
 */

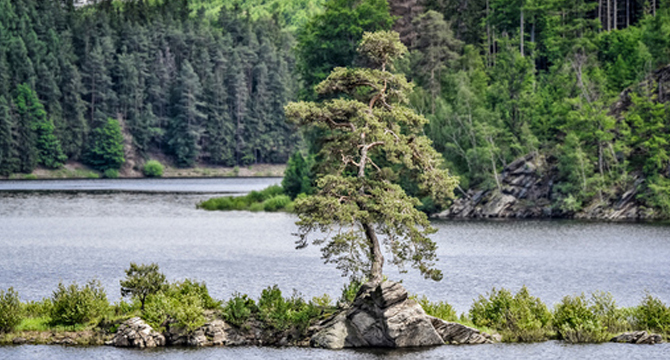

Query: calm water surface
left=0, top=178, right=669, bottom=359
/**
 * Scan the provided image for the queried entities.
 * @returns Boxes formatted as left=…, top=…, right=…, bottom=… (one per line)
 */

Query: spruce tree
left=0, top=96, right=18, bottom=176
left=168, top=60, right=205, bottom=167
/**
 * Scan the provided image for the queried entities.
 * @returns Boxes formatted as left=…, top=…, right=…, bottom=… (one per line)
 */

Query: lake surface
left=1, top=178, right=669, bottom=359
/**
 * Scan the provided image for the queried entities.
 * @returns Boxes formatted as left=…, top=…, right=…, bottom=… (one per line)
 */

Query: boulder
left=310, top=281, right=497, bottom=349
left=429, top=317, right=499, bottom=344
left=107, top=317, right=165, bottom=348
left=611, top=331, right=663, bottom=345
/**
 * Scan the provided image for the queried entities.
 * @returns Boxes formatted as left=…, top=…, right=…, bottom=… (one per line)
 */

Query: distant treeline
left=0, top=0, right=300, bottom=175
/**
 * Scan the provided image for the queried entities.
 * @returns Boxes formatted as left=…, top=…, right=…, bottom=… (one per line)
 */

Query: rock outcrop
left=310, top=281, right=497, bottom=349
left=108, top=317, right=166, bottom=348
left=437, top=153, right=656, bottom=221
left=165, top=319, right=227, bottom=347
left=611, top=331, right=663, bottom=345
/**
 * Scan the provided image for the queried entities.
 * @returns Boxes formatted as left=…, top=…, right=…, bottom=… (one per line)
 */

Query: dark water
left=1, top=178, right=669, bottom=359
left=0, top=177, right=281, bottom=193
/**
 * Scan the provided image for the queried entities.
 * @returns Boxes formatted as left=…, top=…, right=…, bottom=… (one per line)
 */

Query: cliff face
left=436, top=153, right=657, bottom=221
left=437, top=64, right=670, bottom=221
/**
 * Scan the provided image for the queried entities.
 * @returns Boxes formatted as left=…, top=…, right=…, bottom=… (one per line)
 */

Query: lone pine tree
left=285, top=31, right=458, bottom=284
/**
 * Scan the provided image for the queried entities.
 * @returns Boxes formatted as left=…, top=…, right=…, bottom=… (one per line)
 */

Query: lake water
left=0, top=177, right=669, bottom=359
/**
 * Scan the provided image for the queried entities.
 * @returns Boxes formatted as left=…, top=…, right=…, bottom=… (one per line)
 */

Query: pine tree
left=286, top=31, right=458, bottom=283
left=0, top=96, right=19, bottom=175
left=85, top=117, right=125, bottom=171
left=15, top=84, right=66, bottom=170
left=60, top=62, right=88, bottom=160
left=168, top=60, right=205, bottom=167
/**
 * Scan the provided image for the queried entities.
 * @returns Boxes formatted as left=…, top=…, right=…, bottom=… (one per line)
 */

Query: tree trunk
left=599, top=0, right=603, bottom=30
left=359, top=133, right=383, bottom=284
left=607, top=0, right=611, bottom=31
left=626, top=0, right=630, bottom=27
left=520, top=7, right=524, bottom=56
left=614, top=0, right=617, bottom=30
left=363, top=222, right=384, bottom=284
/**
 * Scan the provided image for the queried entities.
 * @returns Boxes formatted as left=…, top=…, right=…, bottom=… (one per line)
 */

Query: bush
left=263, top=195, right=291, bottom=212
left=103, top=168, right=119, bottom=178
left=222, top=293, right=257, bottom=327
left=141, top=279, right=219, bottom=333
left=339, top=279, right=363, bottom=305
left=257, top=285, right=320, bottom=332
left=590, top=291, right=630, bottom=334
left=0, top=287, right=23, bottom=332
left=553, top=294, right=609, bottom=343
left=23, top=174, right=37, bottom=180
left=416, top=295, right=457, bottom=322
left=198, top=185, right=292, bottom=212
left=470, top=286, right=552, bottom=342
left=632, top=293, right=670, bottom=335
left=143, top=160, right=164, bottom=178
left=50, top=280, right=109, bottom=326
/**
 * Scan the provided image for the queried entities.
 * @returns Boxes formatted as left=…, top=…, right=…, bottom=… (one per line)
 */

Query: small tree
left=120, top=262, right=167, bottom=310
left=85, top=118, right=125, bottom=171
left=285, top=31, right=458, bottom=284
left=0, top=287, right=23, bottom=332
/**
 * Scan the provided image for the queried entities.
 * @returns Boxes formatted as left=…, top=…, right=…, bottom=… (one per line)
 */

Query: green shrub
left=143, top=160, right=164, bottom=178
left=222, top=293, right=257, bottom=327
left=263, top=195, right=291, bottom=211
left=23, top=299, right=53, bottom=318
left=23, top=174, right=37, bottom=180
left=339, top=279, right=363, bottom=305
left=470, top=286, right=552, bottom=342
left=0, top=287, right=23, bottom=332
left=257, top=286, right=320, bottom=332
left=590, top=291, right=630, bottom=334
left=141, top=279, right=219, bottom=333
left=50, top=280, right=109, bottom=326
left=416, top=295, right=457, bottom=322
left=553, top=294, right=608, bottom=343
left=198, top=185, right=292, bottom=212
left=103, top=168, right=119, bottom=178
left=632, top=293, right=670, bottom=335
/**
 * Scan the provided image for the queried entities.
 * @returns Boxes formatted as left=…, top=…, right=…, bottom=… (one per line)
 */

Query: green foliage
left=415, top=295, right=457, bottom=322
left=50, top=280, right=109, bottom=326
left=287, top=30, right=458, bottom=283
left=143, top=160, right=164, bottom=178
left=14, top=84, right=66, bottom=170
left=222, top=293, right=257, bottom=327
left=339, top=278, right=363, bottom=305
left=142, top=279, right=220, bottom=333
left=552, top=294, right=609, bottom=343
left=631, top=293, right=670, bottom=336
left=85, top=118, right=125, bottom=171
left=469, top=286, right=552, bottom=342
left=198, top=185, right=293, bottom=212
left=103, top=168, right=119, bottom=178
left=0, top=287, right=23, bottom=332
left=120, top=262, right=167, bottom=310
left=263, top=195, right=291, bottom=212
left=282, top=151, right=314, bottom=199
left=295, top=0, right=394, bottom=96
left=257, top=285, right=321, bottom=332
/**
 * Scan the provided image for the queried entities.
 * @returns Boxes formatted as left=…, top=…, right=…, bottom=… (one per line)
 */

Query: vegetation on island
left=1, top=264, right=669, bottom=345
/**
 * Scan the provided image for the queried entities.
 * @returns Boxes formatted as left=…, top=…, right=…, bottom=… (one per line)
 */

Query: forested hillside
left=0, top=0, right=304, bottom=175
left=1, top=0, right=670, bottom=216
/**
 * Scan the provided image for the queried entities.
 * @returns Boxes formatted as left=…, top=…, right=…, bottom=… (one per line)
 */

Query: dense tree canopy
left=286, top=31, right=458, bottom=283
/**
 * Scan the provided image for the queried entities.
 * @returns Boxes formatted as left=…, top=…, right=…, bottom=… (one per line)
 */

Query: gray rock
left=429, top=317, right=499, bottom=344
left=108, top=317, right=165, bottom=348
left=611, top=331, right=663, bottom=344
left=311, top=281, right=497, bottom=349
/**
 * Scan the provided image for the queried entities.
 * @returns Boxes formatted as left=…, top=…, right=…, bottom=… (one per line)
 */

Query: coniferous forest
left=1, top=0, right=670, bottom=216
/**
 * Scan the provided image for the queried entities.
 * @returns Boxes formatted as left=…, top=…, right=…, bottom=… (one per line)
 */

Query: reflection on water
left=0, top=179, right=669, bottom=359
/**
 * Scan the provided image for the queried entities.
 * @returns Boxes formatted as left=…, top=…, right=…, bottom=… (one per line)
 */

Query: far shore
left=0, top=162, right=286, bottom=180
